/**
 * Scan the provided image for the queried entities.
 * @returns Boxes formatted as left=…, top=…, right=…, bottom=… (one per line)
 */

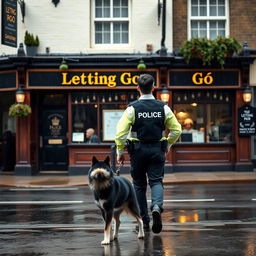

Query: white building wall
left=0, top=0, right=173, bottom=55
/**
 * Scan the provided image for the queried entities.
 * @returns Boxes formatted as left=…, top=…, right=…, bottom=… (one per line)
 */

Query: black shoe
left=152, top=205, right=162, bottom=234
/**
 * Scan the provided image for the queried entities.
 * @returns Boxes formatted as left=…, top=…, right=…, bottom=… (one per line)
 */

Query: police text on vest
left=138, top=112, right=162, bottom=118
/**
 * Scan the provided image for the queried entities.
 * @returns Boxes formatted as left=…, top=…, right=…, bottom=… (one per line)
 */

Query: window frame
left=187, top=0, right=230, bottom=39
left=91, top=0, right=131, bottom=48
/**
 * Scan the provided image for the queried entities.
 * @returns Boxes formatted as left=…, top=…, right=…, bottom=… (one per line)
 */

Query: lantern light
left=242, top=87, right=252, bottom=104
left=16, top=87, right=25, bottom=103
left=160, top=88, right=170, bottom=103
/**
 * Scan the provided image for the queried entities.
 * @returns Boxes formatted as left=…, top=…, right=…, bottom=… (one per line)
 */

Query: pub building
left=0, top=51, right=255, bottom=175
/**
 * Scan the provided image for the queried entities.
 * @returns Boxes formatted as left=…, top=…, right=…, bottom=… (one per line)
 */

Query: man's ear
left=92, top=156, right=98, bottom=166
left=104, top=156, right=110, bottom=167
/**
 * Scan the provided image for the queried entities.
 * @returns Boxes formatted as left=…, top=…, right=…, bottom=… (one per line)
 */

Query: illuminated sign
left=27, top=70, right=158, bottom=89
left=169, top=70, right=239, bottom=87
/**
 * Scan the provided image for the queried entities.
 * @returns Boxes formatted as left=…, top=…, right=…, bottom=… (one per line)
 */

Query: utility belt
left=126, top=139, right=168, bottom=154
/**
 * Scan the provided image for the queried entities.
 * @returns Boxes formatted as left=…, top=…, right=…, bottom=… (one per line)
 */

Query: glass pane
left=210, top=21, right=217, bottom=28
left=210, top=0, right=216, bottom=4
left=200, top=0, right=206, bottom=4
left=72, top=105, right=98, bottom=143
left=113, top=22, right=128, bottom=43
left=174, top=104, right=205, bottom=143
left=210, top=30, right=217, bottom=39
left=113, top=7, right=121, bottom=17
left=200, top=29, right=207, bottom=37
left=191, top=20, right=198, bottom=28
left=218, top=0, right=225, bottom=5
left=218, top=20, right=225, bottom=28
left=210, top=6, right=217, bottom=16
left=191, top=0, right=198, bottom=5
left=96, top=8, right=102, bottom=17
left=206, top=103, right=232, bottom=142
left=199, top=6, right=207, bottom=16
left=121, top=7, right=128, bottom=17
left=103, top=7, right=110, bottom=17
left=122, top=0, right=128, bottom=6
left=199, top=21, right=207, bottom=28
left=191, top=30, right=199, bottom=38
left=192, top=6, right=198, bottom=16
left=218, top=6, right=225, bottom=16
left=96, top=0, right=102, bottom=7
left=218, top=29, right=225, bottom=37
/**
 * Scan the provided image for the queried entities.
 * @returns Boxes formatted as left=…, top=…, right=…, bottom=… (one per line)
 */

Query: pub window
left=71, top=90, right=139, bottom=143
left=189, top=0, right=228, bottom=39
left=93, top=0, right=130, bottom=45
left=173, top=90, right=233, bottom=143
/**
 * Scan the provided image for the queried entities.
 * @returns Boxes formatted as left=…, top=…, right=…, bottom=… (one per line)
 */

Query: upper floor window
left=94, top=0, right=129, bottom=45
left=189, top=0, right=228, bottom=39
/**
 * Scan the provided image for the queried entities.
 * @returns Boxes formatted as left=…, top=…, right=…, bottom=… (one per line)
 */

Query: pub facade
left=0, top=54, right=255, bottom=175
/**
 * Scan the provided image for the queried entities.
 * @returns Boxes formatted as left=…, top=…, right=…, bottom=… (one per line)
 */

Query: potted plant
left=180, top=37, right=214, bottom=66
left=180, top=36, right=242, bottom=68
left=24, top=31, right=40, bottom=56
left=213, top=36, right=242, bottom=67
left=8, top=103, right=32, bottom=117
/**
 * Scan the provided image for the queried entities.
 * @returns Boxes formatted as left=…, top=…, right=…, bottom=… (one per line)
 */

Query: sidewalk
left=0, top=171, right=256, bottom=187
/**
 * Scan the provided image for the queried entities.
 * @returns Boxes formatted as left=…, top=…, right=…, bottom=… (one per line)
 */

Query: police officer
left=115, top=74, right=181, bottom=233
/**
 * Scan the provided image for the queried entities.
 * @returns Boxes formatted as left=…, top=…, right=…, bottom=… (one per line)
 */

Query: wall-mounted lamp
left=242, top=87, right=252, bottom=104
left=160, top=87, right=170, bottom=102
left=18, top=0, right=25, bottom=23
left=16, top=87, right=25, bottom=103
left=137, top=59, right=147, bottom=70
left=59, top=58, right=69, bottom=70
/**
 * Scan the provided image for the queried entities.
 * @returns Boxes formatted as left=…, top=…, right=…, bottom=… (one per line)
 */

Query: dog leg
left=136, top=217, right=145, bottom=239
left=128, top=209, right=145, bottom=239
left=113, top=210, right=122, bottom=240
left=101, top=211, right=113, bottom=245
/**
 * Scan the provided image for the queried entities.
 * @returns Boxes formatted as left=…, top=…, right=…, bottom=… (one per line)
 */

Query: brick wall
left=173, top=0, right=187, bottom=50
left=230, top=0, right=256, bottom=48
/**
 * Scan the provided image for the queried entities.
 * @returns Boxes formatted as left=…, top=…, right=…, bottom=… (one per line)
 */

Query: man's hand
left=117, top=154, right=125, bottom=165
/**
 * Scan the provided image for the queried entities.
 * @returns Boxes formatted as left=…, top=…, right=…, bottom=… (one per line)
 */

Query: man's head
left=137, top=74, right=155, bottom=94
left=86, top=128, right=95, bottom=138
left=183, top=118, right=194, bottom=130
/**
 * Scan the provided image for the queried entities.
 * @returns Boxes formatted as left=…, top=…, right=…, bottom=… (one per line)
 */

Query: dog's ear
left=92, top=156, right=98, bottom=165
left=104, top=156, right=110, bottom=166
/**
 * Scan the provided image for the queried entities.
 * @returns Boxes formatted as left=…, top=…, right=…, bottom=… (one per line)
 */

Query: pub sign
left=1, top=0, right=17, bottom=47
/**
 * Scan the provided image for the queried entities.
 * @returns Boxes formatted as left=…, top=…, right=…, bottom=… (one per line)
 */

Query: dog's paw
left=101, top=239, right=111, bottom=245
left=137, top=232, right=145, bottom=239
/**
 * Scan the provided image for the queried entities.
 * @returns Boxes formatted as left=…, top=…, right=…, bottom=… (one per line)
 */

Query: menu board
left=103, top=110, right=124, bottom=141
left=238, top=105, right=256, bottom=136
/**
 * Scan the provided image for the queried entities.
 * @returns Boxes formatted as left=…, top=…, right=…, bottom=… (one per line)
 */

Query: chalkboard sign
left=1, top=0, right=17, bottom=47
left=238, top=105, right=256, bottom=136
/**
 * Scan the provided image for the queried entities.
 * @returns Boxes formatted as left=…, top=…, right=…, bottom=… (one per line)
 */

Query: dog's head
left=88, top=156, right=113, bottom=190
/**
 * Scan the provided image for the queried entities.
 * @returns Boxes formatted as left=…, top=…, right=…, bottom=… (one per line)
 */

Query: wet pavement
left=0, top=183, right=255, bottom=256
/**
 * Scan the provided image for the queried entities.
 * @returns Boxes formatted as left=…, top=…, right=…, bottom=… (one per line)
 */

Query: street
left=0, top=183, right=255, bottom=256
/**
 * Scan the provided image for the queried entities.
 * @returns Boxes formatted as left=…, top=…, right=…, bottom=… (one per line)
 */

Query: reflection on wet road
left=0, top=183, right=255, bottom=256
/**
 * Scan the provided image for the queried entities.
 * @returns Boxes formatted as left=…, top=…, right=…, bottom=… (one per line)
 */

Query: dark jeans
left=130, top=143, right=165, bottom=224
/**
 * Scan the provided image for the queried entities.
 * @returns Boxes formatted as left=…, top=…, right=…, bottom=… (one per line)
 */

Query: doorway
left=39, top=94, right=68, bottom=171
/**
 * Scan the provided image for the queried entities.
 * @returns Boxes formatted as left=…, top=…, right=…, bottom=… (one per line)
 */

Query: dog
left=88, top=156, right=145, bottom=245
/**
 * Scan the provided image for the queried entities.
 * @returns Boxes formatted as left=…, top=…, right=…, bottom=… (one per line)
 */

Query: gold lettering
left=6, top=14, right=15, bottom=23
left=204, top=72, right=213, bottom=84
left=99, top=75, right=107, bottom=85
left=192, top=72, right=203, bottom=85
left=80, top=73, right=87, bottom=85
left=120, top=72, right=131, bottom=85
left=107, top=75, right=117, bottom=87
left=61, top=72, right=72, bottom=85
left=132, top=75, right=139, bottom=85
left=72, top=75, right=80, bottom=85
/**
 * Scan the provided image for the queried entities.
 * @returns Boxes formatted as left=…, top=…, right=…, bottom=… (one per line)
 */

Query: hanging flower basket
left=8, top=103, right=32, bottom=117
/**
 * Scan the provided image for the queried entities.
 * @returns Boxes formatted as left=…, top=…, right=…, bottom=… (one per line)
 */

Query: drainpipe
left=159, top=0, right=167, bottom=56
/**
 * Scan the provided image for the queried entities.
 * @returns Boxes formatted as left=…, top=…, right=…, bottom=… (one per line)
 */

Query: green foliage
left=24, top=31, right=40, bottom=47
left=180, top=36, right=242, bottom=68
left=9, top=103, right=32, bottom=117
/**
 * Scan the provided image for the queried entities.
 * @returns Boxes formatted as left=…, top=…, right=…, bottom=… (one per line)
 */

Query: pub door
left=39, top=108, right=68, bottom=171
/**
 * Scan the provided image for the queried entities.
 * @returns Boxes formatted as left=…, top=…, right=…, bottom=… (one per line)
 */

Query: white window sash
left=92, top=0, right=130, bottom=47
left=188, top=0, right=229, bottom=39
